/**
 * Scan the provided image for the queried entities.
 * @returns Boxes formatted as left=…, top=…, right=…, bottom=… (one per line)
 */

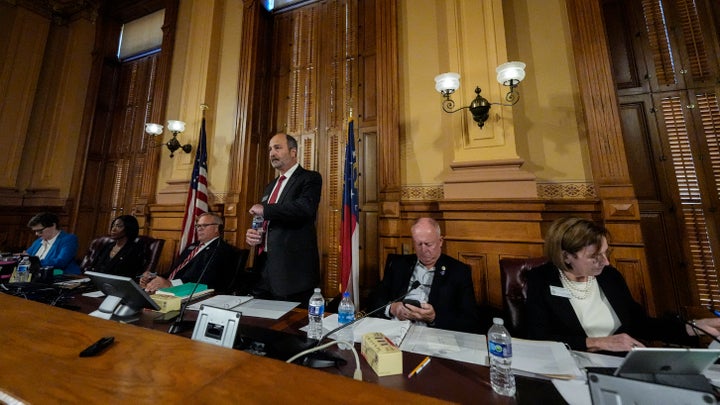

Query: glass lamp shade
left=434, top=72, right=461, bottom=94
left=166, top=120, right=186, bottom=133
left=496, top=61, right=526, bottom=85
left=144, top=123, right=164, bottom=135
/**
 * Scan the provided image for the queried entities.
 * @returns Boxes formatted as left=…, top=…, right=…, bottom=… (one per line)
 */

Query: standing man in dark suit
left=141, top=213, right=238, bottom=294
left=366, top=217, right=479, bottom=333
left=245, top=133, right=322, bottom=305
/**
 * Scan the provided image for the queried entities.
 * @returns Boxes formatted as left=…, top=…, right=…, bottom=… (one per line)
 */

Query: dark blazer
left=26, top=230, right=81, bottom=274
left=366, top=253, right=479, bottom=333
left=173, top=238, right=239, bottom=293
left=525, top=262, right=693, bottom=351
left=259, top=165, right=322, bottom=297
left=91, top=241, right=144, bottom=278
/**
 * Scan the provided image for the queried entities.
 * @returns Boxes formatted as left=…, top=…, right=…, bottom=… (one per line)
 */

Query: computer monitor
left=85, top=271, right=160, bottom=319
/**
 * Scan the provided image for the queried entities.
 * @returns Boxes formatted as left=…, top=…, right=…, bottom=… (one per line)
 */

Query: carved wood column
left=376, top=0, right=401, bottom=206
left=226, top=0, right=272, bottom=246
left=565, top=0, right=653, bottom=313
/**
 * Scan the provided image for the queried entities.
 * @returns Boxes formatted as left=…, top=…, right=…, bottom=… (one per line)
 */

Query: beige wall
left=0, top=5, right=93, bottom=206
left=0, top=0, right=593, bottom=208
left=156, top=0, right=243, bottom=205
left=398, top=0, right=590, bottom=190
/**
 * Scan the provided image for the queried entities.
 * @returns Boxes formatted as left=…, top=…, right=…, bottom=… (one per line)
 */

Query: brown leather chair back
left=136, top=235, right=164, bottom=274
left=499, top=257, right=546, bottom=337
left=79, top=236, right=114, bottom=272
left=221, top=248, right=250, bottom=294
left=80, top=235, right=164, bottom=275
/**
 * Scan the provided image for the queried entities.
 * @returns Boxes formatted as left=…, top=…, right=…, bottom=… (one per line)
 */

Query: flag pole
left=178, top=104, right=211, bottom=256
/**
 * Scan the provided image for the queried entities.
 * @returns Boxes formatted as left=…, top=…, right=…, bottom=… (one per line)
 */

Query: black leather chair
left=499, top=256, right=547, bottom=337
left=221, top=248, right=251, bottom=295
left=80, top=235, right=165, bottom=275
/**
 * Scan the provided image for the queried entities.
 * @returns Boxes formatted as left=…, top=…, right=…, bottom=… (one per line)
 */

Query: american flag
left=340, top=117, right=360, bottom=305
left=178, top=118, right=209, bottom=254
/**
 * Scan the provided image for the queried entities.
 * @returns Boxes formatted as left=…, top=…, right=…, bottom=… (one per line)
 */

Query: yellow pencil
left=407, top=356, right=431, bottom=378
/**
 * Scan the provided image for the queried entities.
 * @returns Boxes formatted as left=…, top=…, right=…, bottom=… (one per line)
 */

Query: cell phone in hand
left=403, top=298, right=422, bottom=308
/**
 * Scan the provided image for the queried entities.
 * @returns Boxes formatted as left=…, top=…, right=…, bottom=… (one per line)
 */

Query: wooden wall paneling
left=359, top=126, right=378, bottom=298
left=566, top=0, right=652, bottom=314
left=227, top=0, right=274, bottom=255
left=374, top=0, right=400, bottom=201
left=456, top=252, right=490, bottom=308
left=616, top=93, right=688, bottom=314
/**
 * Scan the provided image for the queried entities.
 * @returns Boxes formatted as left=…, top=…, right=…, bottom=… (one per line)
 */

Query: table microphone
left=318, top=280, right=422, bottom=346
left=680, top=316, right=720, bottom=347
left=168, top=242, right=219, bottom=334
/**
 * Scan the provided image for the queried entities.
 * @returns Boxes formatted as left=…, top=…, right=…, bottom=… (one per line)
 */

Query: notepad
left=187, top=295, right=253, bottom=311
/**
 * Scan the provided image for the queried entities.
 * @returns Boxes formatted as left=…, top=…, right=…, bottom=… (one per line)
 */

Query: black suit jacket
left=525, top=262, right=693, bottom=350
left=366, top=253, right=479, bottom=333
left=92, top=240, right=144, bottom=278
left=173, top=238, right=239, bottom=293
left=259, top=165, right=322, bottom=296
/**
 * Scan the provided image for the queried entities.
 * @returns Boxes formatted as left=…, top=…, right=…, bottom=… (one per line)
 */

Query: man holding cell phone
left=366, top=217, right=480, bottom=333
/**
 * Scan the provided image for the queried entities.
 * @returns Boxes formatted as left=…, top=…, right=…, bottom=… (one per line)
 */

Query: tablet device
left=615, top=347, right=720, bottom=378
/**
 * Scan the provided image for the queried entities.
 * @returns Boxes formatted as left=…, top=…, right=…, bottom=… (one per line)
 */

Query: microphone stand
left=682, top=318, right=720, bottom=347
left=301, top=280, right=422, bottom=368
left=168, top=242, right=220, bottom=335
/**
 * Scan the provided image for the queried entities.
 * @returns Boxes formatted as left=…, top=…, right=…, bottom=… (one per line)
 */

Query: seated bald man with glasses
left=366, top=217, right=480, bottom=333
left=141, top=213, right=238, bottom=294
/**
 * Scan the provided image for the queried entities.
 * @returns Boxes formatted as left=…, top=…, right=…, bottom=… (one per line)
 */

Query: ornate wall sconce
left=434, top=61, right=526, bottom=128
left=145, top=120, right=192, bottom=157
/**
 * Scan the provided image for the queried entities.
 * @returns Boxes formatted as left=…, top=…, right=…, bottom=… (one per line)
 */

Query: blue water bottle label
left=308, top=304, right=324, bottom=316
left=338, top=312, right=354, bottom=324
left=488, top=341, right=512, bottom=358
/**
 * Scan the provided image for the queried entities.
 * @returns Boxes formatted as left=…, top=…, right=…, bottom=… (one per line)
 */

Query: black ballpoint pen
left=79, top=336, right=115, bottom=357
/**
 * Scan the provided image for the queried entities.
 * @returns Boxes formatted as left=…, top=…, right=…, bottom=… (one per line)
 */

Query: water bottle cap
left=492, top=317, right=504, bottom=326
left=314, top=288, right=321, bottom=292
left=343, top=291, right=350, bottom=298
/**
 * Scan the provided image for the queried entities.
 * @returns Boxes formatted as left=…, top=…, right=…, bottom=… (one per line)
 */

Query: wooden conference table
left=0, top=292, right=566, bottom=404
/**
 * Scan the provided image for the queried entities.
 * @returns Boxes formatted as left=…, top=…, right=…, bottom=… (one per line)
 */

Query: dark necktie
left=168, top=243, right=204, bottom=280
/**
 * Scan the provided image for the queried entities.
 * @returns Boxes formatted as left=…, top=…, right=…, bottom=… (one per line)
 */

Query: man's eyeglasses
left=31, top=226, right=47, bottom=234
left=194, top=223, right=220, bottom=229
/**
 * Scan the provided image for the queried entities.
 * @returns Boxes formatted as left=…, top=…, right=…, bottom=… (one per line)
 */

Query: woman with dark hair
left=89, top=215, right=144, bottom=278
left=526, top=217, right=720, bottom=353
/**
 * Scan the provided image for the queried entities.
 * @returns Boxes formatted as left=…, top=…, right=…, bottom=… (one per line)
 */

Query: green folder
left=157, top=283, right=208, bottom=298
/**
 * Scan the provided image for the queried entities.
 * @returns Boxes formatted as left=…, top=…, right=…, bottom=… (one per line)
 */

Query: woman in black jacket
left=526, top=217, right=720, bottom=353
left=89, top=215, right=144, bottom=278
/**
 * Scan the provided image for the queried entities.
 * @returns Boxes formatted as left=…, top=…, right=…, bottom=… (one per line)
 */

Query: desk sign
left=361, top=332, right=402, bottom=376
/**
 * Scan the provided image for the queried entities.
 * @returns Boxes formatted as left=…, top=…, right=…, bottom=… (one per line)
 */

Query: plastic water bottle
left=488, top=317, right=516, bottom=396
left=251, top=215, right=263, bottom=231
left=307, top=288, right=325, bottom=340
left=337, top=291, right=355, bottom=349
left=16, top=257, right=31, bottom=283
